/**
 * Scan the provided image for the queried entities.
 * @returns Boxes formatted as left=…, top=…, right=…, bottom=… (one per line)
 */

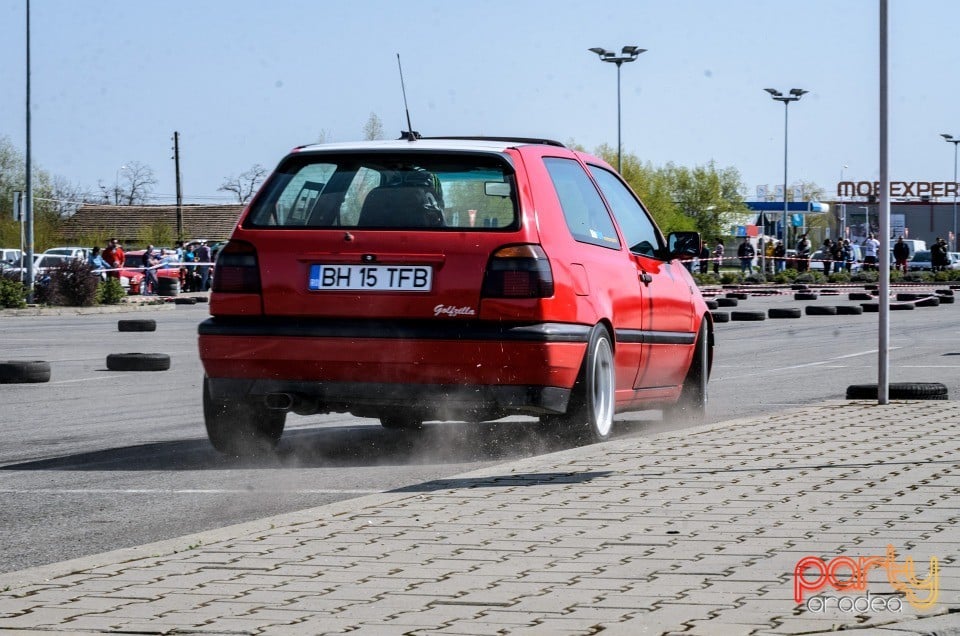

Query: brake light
left=212, top=240, right=261, bottom=294
left=482, top=244, right=554, bottom=298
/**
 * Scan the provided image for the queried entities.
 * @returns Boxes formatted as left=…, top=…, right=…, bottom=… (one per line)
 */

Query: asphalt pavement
left=2, top=400, right=958, bottom=635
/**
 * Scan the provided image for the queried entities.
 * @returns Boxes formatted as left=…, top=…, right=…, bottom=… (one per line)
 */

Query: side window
left=543, top=158, right=620, bottom=249
left=588, top=165, right=663, bottom=258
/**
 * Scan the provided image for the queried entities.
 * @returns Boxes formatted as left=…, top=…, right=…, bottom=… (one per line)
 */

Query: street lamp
left=114, top=164, right=128, bottom=205
left=940, top=133, right=959, bottom=250
left=764, top=88, right=807, bottom=249
left=589, top=45, right=646, bottom=172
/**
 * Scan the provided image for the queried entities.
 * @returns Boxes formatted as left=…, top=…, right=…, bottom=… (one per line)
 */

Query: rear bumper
left=198, top=317, right=589, bottom=418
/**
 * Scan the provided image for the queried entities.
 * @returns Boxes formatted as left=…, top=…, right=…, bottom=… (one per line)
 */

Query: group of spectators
left=85, top=238, right=214, bottom=294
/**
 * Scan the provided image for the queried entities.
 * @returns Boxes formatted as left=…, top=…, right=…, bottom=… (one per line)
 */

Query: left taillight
left=212, top=240, right=261, bottom=294
left=481, top=244, right=554, bottom=299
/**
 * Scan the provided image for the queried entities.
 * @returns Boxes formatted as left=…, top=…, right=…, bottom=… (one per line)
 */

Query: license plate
left=308, top=264, right=433, bottom=291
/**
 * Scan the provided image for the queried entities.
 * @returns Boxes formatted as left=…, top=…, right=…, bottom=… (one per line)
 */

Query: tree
left=0, top=134, right=66, bottom=249
left=218, top=164, right=268, bottom=204
left=97, top=161, right=158, bottom=205
left=363, top=113, right=384, bottom=141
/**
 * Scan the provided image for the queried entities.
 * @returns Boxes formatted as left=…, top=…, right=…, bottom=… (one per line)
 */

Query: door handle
left=638, top=271, right=653, bottom=286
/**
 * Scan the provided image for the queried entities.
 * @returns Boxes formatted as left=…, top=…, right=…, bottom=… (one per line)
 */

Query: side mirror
left=668, top=231, right=701, bottom=259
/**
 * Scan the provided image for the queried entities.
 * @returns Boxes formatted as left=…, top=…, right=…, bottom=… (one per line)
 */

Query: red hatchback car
left=198, top=137, right=712, bottom=455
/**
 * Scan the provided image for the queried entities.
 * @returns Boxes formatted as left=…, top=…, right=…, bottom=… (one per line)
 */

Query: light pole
left=589, top=45, right=645, bottom=172
left=840, top=164, right=848, bottom=239
left=940, top=133, right=959, bottom=250
left=114, top=164, right=128, bottom=205
left=764, top=88, right=807, bottom=249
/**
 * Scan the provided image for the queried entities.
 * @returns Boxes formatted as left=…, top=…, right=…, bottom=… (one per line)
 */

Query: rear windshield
left=244, top=152, right=518, bottom=230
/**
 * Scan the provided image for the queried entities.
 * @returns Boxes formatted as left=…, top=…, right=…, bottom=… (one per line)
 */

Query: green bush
left=97, top=278, right=126, bottom=305
left=0, top=278, right=27, bottom=308
left=743, top=273, right=766, bottom=284
left=827, top=271, right=851, bottom=283
left=851, top=271, right=879, bottom=283
left=720, top=272, right=742, bottom=284
left=772, top=268, right=798, bottom=284
left=794, top=272, right=824, bottom=284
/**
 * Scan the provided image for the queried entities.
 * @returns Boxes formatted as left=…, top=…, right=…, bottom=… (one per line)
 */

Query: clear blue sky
left=1, top=0, right=958, bottom=204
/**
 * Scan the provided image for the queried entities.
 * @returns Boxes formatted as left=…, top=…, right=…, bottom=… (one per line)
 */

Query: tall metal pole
left=782, top=100, right=789, bottom=250
left=25, top=0, right=35, bottom=301
left=616, top=61, right=622, bottom=172
left=953, top=142, right=957, bottom=250
left=878, top=0, right=890, bottom=405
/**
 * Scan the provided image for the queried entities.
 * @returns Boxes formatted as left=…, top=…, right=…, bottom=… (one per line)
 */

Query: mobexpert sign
left=837, top=181, right=959, bottom=198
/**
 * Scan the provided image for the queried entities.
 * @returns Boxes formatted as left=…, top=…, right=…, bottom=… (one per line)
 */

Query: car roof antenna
left=397, top=54, right=420, bottom=141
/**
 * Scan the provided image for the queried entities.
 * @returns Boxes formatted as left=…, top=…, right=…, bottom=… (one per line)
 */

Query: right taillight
left=481, top=244, right=554, bottom=298
left=212, top=240, right=261, bottom=294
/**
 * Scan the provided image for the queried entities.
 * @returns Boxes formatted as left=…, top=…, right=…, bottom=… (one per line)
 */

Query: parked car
left=908, top=250, right=933, bottom=271
left=198, top=136, right=713, bottom=455
left=808, top=244, right=862, bottom=273
left=42, top=246, right=90, bottom=261
left=4, top=253, right=74, bottom=279
left=0, top=248, right=24, bottom=266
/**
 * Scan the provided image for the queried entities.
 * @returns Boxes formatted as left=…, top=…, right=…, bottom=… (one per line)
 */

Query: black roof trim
left=416, top=136, right=566, bottom=148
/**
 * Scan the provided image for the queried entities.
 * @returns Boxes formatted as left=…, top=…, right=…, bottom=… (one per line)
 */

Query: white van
left=890, top=239, right=926, bottom=258
left=0, top=248, right=24, bottom=266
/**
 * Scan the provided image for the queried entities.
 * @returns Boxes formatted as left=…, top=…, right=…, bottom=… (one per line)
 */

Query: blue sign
left=791, top=214, right=803, bottom=227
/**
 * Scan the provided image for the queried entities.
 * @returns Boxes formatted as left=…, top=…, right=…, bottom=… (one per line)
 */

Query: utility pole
left=173, top=131, right=183, bottom=242
left=25, top=0, right=35, bottom=301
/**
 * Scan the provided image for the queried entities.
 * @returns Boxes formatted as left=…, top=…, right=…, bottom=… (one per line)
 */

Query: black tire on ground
left=938, top=295, right=955, bottom=304
left=791, top=284, right=809, bottom=290
left=731, top=310, right=766, bottom=321
left=541, top=324, right=615, bottom=444
left=936, top=289, right=954, bottom=296
left=174, top=297, right=197, bottom=305
left=705, top=300, right=719, bottom=310
left=896, top=293, right=924, bottom=301
left=861, top=303, right=879, bottom=312
left=915, top=296, right=941, bottom=307
left=194, top=296, right=209, bottom=303
left=380, top=411, right=424, bottom=430
left=836, top=305, right=864, bottom=315
left=768, top=307, right=802, bottom=319
left=710, top=311, right=730, bottom=323
left=805, top=306, right=837, bottom=316
left=0, top=360, right=51, bottom=383
left=795, top=293, right=818, bottom=301
left=725, top=292, right=748, bottom=300
left=819, top=289, right=840, bottom=295
left=864, top=284, right=879, bottom=291
left=156, top=277, right=180, bottom=297
left=105, top=353, right=171, bottom=372
left=117, top=319, right=156, bottom=332
left=848, top=292, right=873, bottom=301
left=891, top=303, right=915, bottom=311
left=203, top=377, right=286, bottom=456
left=663, top=319, right=710, bottom=423
left=716, top=298, right=738, bottom=307
left=846, top=382, right=948, bottom=400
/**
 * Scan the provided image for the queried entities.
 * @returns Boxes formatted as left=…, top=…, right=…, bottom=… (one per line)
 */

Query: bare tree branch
left=218, top=164, right=268, bottom=204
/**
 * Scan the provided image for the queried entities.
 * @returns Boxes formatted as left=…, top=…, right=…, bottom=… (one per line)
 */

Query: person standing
left=101, top=238, right=124, bottom=279
left=197, top=241, right=212, bottom=291
left=712, top=240, right=724, bottom=275
left=698, top=241, right=710, bottom=274
left=773, top=240, right=786, bottom=273
left=893, top=236, right=910, bottom=273
left=820, top=239, right=834, bottom=274
left=88, top=247, right=108, bottom=280
left=842, top=239, right=855, bottom=272
left=862, top=233, right=880, bottom=271
left=931, top=236, right=947, bottom=272
left=142, top=245, right=158, bottom=295
left=796, top=233, right=811, bottom=273
left=737, top=236, right=755, bottom=274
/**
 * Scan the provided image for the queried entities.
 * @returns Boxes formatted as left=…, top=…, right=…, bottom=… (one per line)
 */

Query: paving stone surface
left=2, top=401, right=958, bottom=635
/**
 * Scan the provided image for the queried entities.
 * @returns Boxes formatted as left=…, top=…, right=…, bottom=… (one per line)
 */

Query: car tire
left=118, top=319, right=156, bottom=332
left=731, top=310, right=766, bottom=321
left=848, top=292, right=873, bottom=301
left=380, top=412, right=423, bottom=430
left=710, top=311, right=730, bottom=323
left=805, top=306, right=837, bottom=316
left=846, top=382, right=948, bottom=400
left=174, top=297, right=197, bottom=305
left=716, top=298, right=738, bottom=307
left=203, top=377, right=285, bottom=456
left=936, top=289, right=954, bottom=296
left=896, top=293, right=925, bottom=301
left=768, top=307, right=802, bottom=319
left=0, top=360, right=51, bottom=383
left=194, top=296, right=209, bottom=303
left=705, top=300, right=719, bottom=310
left=915, top=296, right=941, bottom=307
left=938, top=295, right=955, bottom=304
left=105, top=353, right=171, bottom=372
left=861, top=303, right=879, bottom=312
left=795, top=293, right=818, bottom=301
left=836, top=305, right=864, bottom=315
left=548, top=324, right=615, bottom=444
left=663, top=320, right=709, bottom=423
left=891, top=302, right=915, bottom=310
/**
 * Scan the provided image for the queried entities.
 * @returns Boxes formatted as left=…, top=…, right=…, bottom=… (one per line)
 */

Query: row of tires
left=711, top=296, right=951, bottom=322
left=1, top=318, right=172, bottom=383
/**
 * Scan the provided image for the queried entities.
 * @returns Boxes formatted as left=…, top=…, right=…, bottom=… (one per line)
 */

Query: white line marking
left=715, top=348, right=900, bottom=381
left=48, top=375, right=126, bottom=385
